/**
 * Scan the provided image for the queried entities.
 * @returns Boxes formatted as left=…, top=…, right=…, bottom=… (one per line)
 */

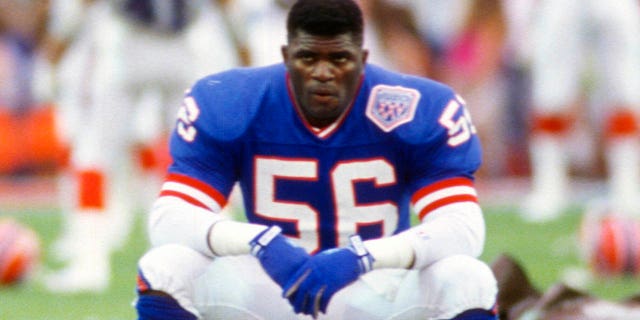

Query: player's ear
left=361, top=49, right=369, bottom=65
left=281, top=45, right=289, bottom=64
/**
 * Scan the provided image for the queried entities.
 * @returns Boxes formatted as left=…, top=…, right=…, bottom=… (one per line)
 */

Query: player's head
left=285, top=0, right=364, bottom=46
left=282, top=0, right=368, bottom=129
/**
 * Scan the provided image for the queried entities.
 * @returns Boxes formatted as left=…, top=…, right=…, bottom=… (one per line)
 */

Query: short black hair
left=287, top=0, right=364, bottom=45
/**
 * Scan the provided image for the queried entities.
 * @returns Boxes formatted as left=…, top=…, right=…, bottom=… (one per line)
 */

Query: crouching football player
left=134, top=0, right=498, bottom=319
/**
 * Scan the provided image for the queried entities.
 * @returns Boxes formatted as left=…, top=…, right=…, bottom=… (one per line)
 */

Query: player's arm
left=364, top=185, right=485, bottom=270
left=144, top=75, right=259, bottom=256
left=365, top=92, right=485, bottom=270
left=282, top=187, right=485, bottom=317
left=148, top=79, right=308, bottom=289
left=148, top=179, right=309, bottom=289
left=146, top=191, right=264, bottom=257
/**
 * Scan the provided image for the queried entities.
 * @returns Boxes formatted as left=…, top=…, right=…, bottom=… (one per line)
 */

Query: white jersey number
left=176, top=96, right=200, bottom=142
left=438, top=97, right=477, bottom=147
left=255, top=157, right=398, bottom=252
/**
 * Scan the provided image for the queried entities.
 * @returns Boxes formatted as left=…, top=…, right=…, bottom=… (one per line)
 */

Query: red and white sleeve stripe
left=411, top=177, right=478, bottom=220
left=159, top=173, right=227, bottom=212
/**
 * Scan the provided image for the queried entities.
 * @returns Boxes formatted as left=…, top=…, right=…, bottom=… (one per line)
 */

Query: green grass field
left=2, top=205, right=640, bottom=319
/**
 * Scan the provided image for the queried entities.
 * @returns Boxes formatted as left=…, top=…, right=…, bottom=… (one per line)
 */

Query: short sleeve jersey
left=165, top=63, right=481, bottom=252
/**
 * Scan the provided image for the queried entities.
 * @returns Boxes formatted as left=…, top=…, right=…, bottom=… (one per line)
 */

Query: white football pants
left=137, top=244, right=497, bottom=320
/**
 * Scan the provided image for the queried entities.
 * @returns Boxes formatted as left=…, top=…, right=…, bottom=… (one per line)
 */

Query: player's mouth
left=310, top=88, right=337, bottom=103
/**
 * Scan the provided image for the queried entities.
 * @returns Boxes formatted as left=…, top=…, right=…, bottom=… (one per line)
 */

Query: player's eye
left=333, top=57, right=348, bottom=64
left=301, top=56, right=315, bottom=63
left=295, top=51, right=316, bottom=63
left=330, top=53, right=351, bottom=64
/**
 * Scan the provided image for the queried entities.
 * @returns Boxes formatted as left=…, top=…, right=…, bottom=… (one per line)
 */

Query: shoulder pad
left=187, top=66, right=283, bottom=141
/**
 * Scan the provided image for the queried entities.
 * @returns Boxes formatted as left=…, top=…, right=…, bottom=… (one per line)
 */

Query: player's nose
left=310, top=61, right=335, bottom=82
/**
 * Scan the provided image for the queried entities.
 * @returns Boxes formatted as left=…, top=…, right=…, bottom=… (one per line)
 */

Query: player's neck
left=306, top=116, right=337, bottom=129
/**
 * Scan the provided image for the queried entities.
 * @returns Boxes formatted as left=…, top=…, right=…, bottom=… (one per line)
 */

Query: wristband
left=349, top=234, right=374, bottom=273
left=249, top=225, right=283, bottom=258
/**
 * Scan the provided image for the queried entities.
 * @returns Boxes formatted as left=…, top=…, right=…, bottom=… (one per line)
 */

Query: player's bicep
left=406, top=95, right=482, bottom=218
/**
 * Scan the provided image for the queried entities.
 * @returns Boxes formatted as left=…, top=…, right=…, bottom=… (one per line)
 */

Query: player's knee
left=422, top=255, right=498, bottom=319
left=136, top=244, right=211, bottom=317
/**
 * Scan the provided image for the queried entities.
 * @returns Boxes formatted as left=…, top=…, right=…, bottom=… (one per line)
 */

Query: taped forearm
left=148, top=197, right=224, bottom=257
left=363, top=202, right=484, bottom=270
left=363, top=233, right=415, bottom=269
left=207, top=220, right=267, bottom=256
left=149, top=197, right=267, bottom=257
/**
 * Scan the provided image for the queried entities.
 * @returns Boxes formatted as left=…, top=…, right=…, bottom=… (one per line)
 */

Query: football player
left=44, top=0, right=242, bottom=292
left=522, top=0, right=640, bottom=221
left=135, top=0, right=498, bottom=319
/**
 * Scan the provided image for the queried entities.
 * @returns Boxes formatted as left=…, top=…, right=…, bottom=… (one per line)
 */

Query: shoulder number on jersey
left=176, top=96, right=200, bottom=142
left=438, top=95, right=477, bottom=147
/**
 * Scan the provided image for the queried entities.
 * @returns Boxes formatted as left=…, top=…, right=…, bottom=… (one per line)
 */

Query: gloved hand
left=249, top=225, right=310, bottom=288
left=283, top=235, right=374, bottom=317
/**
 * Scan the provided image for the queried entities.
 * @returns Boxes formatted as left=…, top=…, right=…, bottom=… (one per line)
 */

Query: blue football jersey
left=162, top=63, right=482, bottom=252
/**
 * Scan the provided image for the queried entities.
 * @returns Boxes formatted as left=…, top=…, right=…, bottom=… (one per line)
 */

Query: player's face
left=282, top=31, right=368, bottom=128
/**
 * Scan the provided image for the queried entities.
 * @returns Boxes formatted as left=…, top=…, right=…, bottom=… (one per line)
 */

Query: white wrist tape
left=362, top=234, right=415, bottom=269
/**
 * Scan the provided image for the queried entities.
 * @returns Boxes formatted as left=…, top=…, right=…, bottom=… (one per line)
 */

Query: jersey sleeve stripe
left=161, top=181, right=224, bottom=211
left=412, top=185, right=477, bottom=211
left=165, top=173, right=227, bottom=207
left=415, top=194, right=478, bottom=220
left=159, top=189, right=211, bottom=211
left=410, top=177, right=474, bottom=204
left=411, top=177, right=478, bottom=219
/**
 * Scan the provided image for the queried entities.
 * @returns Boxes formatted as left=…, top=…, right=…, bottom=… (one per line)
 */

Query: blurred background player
left=224, top=0, right=291, bottom=67
left=0, top=0, right=62, bottom=175
left=522, top=0, right=640, bottom=221
left=43, top=0, right=242, bottom=292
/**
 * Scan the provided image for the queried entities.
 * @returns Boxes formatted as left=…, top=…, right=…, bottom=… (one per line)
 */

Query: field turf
left=2, top=204, right=640, bottom=319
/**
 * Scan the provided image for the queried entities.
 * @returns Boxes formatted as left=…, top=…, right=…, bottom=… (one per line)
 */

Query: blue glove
left=283, top=235, right=374, bottom=317
left=249, top=225, right=310, bottom=288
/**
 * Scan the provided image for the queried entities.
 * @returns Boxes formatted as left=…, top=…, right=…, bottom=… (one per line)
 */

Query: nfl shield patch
left=365, top=85, right=421, bottom=132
